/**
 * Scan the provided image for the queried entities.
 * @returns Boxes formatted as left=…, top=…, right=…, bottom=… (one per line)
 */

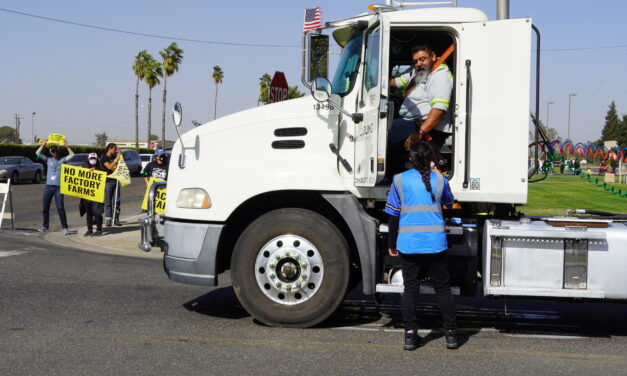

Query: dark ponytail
left=409, top=140, right=437, bottom=202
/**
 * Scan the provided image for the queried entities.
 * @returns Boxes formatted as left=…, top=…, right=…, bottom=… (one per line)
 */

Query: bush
left=0, top=143, right=153, bottom=161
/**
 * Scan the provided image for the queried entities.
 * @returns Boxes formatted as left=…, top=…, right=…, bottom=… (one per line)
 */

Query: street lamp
left=31, top=112, right=36, bottom=144
left=567, top=93, right=577, bottom=141
left=546, top=101, right=554, bottom=130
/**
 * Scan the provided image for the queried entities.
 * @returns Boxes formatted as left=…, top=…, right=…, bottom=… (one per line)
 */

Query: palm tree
left=132, top=50, right=150, bottom=147
left=143, top=55, right=163, bottom=147
left=258, top=73, right=271, bottom=105
left=212, top=65, right=224, bottom=119
left=159, top=43, right=184, bottom=146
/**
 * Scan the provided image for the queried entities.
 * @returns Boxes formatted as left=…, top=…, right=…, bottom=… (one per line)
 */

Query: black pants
left=84, top=201, right=104, bottom=232
left=400, top=250, right=457, bottom=332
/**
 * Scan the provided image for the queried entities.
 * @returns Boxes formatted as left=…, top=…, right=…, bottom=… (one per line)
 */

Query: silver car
left=0, top=156, right=45, bottom=184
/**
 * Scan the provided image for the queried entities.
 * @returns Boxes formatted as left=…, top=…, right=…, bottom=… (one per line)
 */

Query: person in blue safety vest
left=384, top=140, right=459, bottom=351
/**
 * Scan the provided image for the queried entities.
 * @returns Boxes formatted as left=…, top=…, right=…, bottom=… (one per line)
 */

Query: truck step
left=376, top=283, right=460, bottom=295
left=486, top=286, right=604, bottom=299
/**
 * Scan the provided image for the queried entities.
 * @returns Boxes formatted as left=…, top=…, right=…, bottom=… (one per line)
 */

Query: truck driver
left=388, top=44, right=454, bottom=164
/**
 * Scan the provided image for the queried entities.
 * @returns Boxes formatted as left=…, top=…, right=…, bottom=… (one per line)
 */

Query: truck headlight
left=176, top=188, right=211, bottom=209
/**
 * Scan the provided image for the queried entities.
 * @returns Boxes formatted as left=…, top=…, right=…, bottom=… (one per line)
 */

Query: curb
left=43, top=217, right=162, bottom=260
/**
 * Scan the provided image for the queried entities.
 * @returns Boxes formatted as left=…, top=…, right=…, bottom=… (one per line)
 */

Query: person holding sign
left=35, top=138, right=74, bottom=234
left=100, top=143, right=122, bottom=227
left=80, top=153, right=105, bottom=236
left=142, top=149, right=169, bottom=185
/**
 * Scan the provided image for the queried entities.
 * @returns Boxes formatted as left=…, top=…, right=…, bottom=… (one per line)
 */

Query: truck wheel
left=231, top=208, right=350, bottom=328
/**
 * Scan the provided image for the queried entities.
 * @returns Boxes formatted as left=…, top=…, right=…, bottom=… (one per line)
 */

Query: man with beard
left=388, top=44, right=454, bottom=175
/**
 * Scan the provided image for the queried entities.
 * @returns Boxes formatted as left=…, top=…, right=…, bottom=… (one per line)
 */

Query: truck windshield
left=331, top=32, right=363, bottom=96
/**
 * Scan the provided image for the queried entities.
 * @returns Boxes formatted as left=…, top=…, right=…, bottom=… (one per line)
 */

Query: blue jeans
left=42, top=185, right=68, bottom=230
left=104, top=180, right=121, bottom=219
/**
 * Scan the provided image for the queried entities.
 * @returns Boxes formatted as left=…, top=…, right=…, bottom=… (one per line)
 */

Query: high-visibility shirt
left=395, top=63, right=454, bottom=134
left=384, top=169, right=454, bottom=254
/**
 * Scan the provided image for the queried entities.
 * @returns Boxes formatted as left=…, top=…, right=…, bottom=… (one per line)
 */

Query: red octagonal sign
left=269, top=71, right=289, bottom=103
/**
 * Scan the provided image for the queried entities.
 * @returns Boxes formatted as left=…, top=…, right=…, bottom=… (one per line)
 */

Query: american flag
left=303, top=7, right=323, bottom=32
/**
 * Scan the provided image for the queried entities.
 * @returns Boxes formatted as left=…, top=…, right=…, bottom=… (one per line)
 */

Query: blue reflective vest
left=387, top=169, right=449, bottom=254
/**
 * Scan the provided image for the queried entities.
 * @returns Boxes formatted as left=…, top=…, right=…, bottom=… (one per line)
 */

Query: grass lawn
left=520, top=174, right=627, bottom=216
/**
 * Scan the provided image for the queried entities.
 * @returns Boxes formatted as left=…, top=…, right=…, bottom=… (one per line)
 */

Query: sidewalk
left=44, top=215, right=162, bottom=260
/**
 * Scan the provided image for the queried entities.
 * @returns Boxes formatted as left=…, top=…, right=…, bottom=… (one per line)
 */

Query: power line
left=2, top=7, right=626, bottom=52
left=0, top=7, right=299, bottom=48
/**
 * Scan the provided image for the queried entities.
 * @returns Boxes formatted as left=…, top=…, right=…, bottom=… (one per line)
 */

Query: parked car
left=140, top=153, right=152, bottom=171
left=0, top=156, right=45, bottom=184
left=63, top=153, right=90, bottom=168
left=121, top=149, right=142, bottom=176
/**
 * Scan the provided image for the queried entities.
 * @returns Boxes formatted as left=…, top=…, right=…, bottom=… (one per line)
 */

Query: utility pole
left=32, top=112, right=36, bottom=144
left=14, top=114, right=23, bottom=144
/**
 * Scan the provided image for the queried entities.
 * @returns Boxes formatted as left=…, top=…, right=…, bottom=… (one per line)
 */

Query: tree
left=620, top=115, right=627, bottom=148
left=132, top=50, right=151, bottom=148
left=0, top=126, right=17, bottom=143
left=601, top=101, right=621, bottom=143
left=212, top=65, right=224, bottom=119
left=258, top=73, right=271, bottom=105
left=95, top=132, right=108, bottom=147
left=150, top=134, right=159, bottom=140
left=159, top=43, right=184, bottom=146
left=288, top=85, right=304, bottom=99
left=144, top=55, right=163, bottom=147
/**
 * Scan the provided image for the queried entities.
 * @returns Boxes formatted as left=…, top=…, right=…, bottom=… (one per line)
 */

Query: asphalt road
left=4, top=177, right=148, bottom=231
left=1, top=231, right=627, bottom=375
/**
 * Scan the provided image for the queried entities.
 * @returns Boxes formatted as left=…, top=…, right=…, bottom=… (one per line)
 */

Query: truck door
left=453, top=18, right=532, bottom=203
left=354, top=15, right=390, bottom=187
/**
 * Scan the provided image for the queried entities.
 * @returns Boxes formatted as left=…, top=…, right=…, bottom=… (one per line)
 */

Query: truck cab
left=139, top=3, right=627, bottom=328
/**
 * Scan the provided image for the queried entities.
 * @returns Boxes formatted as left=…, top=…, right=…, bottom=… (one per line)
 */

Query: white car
left=140, top=154, right=152, bottom=171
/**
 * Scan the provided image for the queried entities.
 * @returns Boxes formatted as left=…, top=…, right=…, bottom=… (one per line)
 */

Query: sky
left=1, top=0, right=626, bottom=145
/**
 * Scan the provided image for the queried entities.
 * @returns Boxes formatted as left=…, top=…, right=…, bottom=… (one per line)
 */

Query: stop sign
left=269, top=71, right=289, bottom=103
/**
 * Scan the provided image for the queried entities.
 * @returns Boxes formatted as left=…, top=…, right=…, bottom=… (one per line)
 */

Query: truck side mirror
left=311, top=77, right=332, bottom=102
left=172, top=102, right=182, bottom=128
left=308, top=34, right=329, bottom=82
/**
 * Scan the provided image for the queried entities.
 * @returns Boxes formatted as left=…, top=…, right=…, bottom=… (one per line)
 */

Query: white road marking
left=0, top=251, right=29, bottom=258
left=504, top=334, right=585, bottom=340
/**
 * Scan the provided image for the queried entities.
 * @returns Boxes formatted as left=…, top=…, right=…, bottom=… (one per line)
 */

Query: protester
left=142, top=149, right=169, bottom=185
left=79, top=153, right=105, bottom=236
left=35, top=138, right=74, bottom=235
left=100, top=143, right=122, bottom=227
left=385, top=140, right=459, bottom=351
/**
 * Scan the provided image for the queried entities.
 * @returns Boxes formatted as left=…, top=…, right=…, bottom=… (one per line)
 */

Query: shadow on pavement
left=101, top=224, right=140, bottom=235
left=183, top=287, right=250, bottom=320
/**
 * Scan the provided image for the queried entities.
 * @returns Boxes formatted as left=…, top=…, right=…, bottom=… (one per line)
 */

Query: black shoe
left=84, top=230, right=93, bottom=236
left=114, top=219, right=122, bottom=226
left=445, top=330, right=459, bottom=349
left=404, top=329, right=423, bottom=351
left=105, top=219, right=112, bottom=227
left=93, top=230, right=102, bottom=236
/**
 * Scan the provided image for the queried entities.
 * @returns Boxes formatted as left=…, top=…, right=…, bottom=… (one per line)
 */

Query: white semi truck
left=139, top=1, right=627, bottom=327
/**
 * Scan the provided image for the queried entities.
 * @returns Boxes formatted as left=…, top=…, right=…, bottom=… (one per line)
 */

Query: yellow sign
left=141, top=177, right=166, bottom=214
left=60, top=165, right=107, bottom=203
left=46, top=133, right=66, bottom=146
left=109, top=154, right=131, bottom=187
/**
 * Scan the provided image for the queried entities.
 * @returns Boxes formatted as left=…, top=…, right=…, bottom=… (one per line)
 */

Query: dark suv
left=121, top=150, right=143, bottom=176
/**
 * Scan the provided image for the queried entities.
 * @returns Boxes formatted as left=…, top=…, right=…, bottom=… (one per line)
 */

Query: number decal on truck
left=313, top=103, right=335, bottom=111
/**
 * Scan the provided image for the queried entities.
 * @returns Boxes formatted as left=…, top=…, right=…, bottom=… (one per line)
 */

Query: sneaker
left=105, top=219, right=112, bottom=227
left=404, top=329, right=423, bottom=351
left=93, top=230, right=102, bottom=236
left=114, top=219, right=122, bottom=227
left=84, top=230, right=93, bottom=236
left=445, top=330, right=459, bottom=349
left=37, top=227, right=48, bottom=232
left=63, top=228, right=70, bottom=236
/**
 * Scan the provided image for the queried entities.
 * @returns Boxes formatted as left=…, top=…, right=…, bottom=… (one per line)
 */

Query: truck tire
left=231, top=208, right=350, bottom=328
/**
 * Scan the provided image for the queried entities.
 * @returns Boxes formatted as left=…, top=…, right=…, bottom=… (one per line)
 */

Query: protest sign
left=46, top=133, right=66, bottom=146
left=109, top=154, right=131, bottom=187
left=141, top=177, right=166, bottom=214
left=60, top=165, right=107, bottom=203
